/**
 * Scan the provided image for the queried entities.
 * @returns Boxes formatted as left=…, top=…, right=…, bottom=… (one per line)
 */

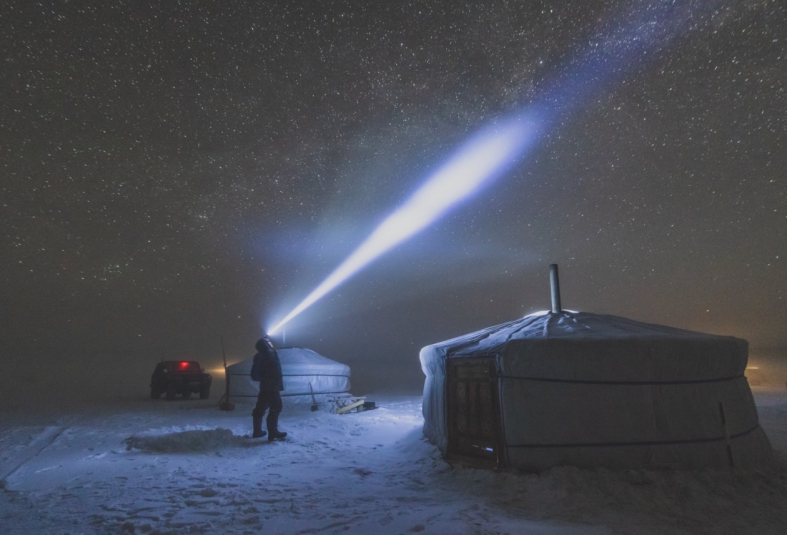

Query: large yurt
left=420, top=310, right=772, bottom=471
left=227, top=347, right=351, bottom=403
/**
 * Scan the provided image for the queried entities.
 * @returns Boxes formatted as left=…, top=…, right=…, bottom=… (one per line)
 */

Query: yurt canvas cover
left=420, top=311, right=771, bottom=471
left=228, top=347, right=350, bottom=402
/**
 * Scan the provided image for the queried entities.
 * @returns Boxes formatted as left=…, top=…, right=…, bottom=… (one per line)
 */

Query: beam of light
left=269, top=116, right=541, bottom=335
left=268, top=0, right=719, bottom=336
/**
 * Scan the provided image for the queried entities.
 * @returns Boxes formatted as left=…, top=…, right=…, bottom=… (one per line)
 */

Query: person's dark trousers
left=253, top=389, right=281, bottom=420
left=252, top=389, right=281, bottom=438
left=254, top=389, right=287, bottom=440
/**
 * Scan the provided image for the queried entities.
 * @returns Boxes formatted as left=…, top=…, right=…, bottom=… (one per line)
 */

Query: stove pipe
left=549, top=264, right=562, bottom=314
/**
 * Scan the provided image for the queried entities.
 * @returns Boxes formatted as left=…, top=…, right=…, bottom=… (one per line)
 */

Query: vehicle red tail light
left=179, top=362, right=189, bottom=370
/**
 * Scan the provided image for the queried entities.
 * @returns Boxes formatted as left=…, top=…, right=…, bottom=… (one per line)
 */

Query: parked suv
left=150, top=361, right=212, bottom=400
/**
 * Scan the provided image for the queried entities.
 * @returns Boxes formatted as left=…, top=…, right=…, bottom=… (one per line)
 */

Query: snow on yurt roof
left=421, top=310, right=747, bottom=382
left=426, top=310, right=743, bottom=355
left=228, top=347, right=350, bottom=377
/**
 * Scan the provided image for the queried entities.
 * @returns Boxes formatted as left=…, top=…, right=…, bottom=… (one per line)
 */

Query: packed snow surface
left=1, top=390, right=787, bottom=534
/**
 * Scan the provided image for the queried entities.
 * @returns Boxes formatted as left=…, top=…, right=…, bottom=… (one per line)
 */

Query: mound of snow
left=124, top=428, right=241, bottom=453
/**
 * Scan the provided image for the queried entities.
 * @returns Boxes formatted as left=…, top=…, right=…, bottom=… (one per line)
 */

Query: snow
left=1, top=390, right=786, bottom=534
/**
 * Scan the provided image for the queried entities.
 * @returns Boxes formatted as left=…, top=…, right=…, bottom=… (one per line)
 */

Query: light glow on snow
left=269, top=117, right=539, bottom=335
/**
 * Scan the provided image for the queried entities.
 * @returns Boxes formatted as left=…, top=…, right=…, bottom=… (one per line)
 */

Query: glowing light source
left=269, top=117, right=540, bottom=335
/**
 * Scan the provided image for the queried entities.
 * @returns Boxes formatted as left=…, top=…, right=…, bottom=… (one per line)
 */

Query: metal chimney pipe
left=549, top=264, right=562, bottom=314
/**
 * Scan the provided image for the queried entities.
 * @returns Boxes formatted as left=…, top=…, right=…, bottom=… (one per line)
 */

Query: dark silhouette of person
left=250, top=335, right=288, bottom=441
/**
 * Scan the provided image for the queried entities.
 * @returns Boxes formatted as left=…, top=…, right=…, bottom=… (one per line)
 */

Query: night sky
left=1, top=1, right=785, bottom=401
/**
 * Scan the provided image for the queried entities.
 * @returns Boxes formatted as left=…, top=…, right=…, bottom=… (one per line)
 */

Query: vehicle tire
left=151, top=387, right=161, bottom=399
left=182, top=390, right=191, bottom=399
left=166, top=383, right=176, bottom=400
left=199, top=387, right=210, bottom=400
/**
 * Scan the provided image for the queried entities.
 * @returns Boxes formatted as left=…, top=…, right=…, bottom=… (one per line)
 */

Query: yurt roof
left=227, top=347, right=350, bottom=376
left=426, top=310, right=744, bottom=358
left=419, top=311, right=748, bottom=383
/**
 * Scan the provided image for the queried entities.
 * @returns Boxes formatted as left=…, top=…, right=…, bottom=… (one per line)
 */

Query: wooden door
left=446, top=357, right=502, bottom=463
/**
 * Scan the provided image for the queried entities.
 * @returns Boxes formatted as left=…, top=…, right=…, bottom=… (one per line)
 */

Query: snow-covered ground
left=1, top=389, right=786, bottom=535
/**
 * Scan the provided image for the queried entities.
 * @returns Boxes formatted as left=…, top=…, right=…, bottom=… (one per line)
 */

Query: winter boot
left=266, top=413, right=288, bottom=441
left=252, top=414, right=267, bottom=439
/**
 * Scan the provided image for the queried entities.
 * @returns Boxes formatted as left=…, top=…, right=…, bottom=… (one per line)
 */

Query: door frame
left=445, top=356, right=505, bottom=467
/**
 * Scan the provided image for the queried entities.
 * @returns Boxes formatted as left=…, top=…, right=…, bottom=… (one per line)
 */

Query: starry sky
left=1, top=0, right=785, bottom=401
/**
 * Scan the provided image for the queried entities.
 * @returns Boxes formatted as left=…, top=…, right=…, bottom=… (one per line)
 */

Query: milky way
left=1, top=1, right=785, bottom=395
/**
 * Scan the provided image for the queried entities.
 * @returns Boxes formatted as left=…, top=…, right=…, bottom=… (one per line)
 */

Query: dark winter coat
left=250, top=339, right=284, bottom=392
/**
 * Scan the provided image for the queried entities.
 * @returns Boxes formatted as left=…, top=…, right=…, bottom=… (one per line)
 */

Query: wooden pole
left=219, top=335, right=235, bottom=411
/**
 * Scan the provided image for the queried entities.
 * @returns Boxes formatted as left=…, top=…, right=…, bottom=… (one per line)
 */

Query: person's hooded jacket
left=250, top=337, right=284, bottom=392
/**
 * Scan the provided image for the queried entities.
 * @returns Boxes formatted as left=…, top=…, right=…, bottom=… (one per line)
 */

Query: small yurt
left=228, top=347, right=351, bottom=403
left=421, top=302, right=772, bottom=471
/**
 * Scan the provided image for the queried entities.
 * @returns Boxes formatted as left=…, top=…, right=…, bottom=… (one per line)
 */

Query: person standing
left=250, top=335, right=288, bottom=441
